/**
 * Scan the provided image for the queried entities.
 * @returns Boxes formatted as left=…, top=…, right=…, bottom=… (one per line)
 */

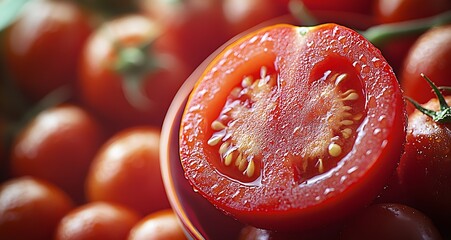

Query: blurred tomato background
left=0, top=0, right=450, bottom=239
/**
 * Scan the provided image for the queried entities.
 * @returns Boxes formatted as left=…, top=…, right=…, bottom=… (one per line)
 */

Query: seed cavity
left=206, top=66, right=276, bottom=180
left=295, top=71, right=364, bottom=178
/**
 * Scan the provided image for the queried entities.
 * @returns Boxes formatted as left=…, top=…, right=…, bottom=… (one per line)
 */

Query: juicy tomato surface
left=340, top=203, right=443, bottom=240
left=397, top=96, right=451, bottom=222
left=54, top=201, right=140, bottom=240
left=179, top=23, right=406, bottom=231
left=79, top=14, right=189, bottom=129
left=0, top=177, right=74, bottom=240
left=86, top=126, right=170, bottom=216
left=401, top=24, right=451, bottom=113
left=3, top=0, right=92, bottom=101
left=10, top=104, right=105, bottom=204
left=127, top=209, right=187, bottom=240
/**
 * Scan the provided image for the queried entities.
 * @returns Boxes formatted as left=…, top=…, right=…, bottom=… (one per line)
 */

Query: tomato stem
left=405, top=74, right=451, bottom=123
left=363, top=10, right=451, bottom=47
left=288, top=0, right=318, bottom=26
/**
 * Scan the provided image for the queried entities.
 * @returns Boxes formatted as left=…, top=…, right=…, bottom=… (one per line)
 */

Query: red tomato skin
left=179, top=23, right=406, bottom=231
left=340, top=203, right=443, bottom=240
left=54, top=202, right=140, bottom=240
left=10, top=104, right=105, bottom=204
left=401, top=25, right=451, bottom=113
left=79, top=15, right=189, bottom=129
left=397, top=97, right=451, bottom=222
left=4, top=0, right=92, bottom=102
left=86, top=126, right=170, bottom=216
left=0, top=177, right=74, bottom=240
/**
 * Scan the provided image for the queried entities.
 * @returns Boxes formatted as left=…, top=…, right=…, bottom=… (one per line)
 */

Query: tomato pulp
left=179, top=23, right=406, bottom=231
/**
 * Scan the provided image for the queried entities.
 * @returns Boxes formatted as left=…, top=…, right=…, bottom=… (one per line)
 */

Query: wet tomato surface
left=179, top=23, right=406, bottom=231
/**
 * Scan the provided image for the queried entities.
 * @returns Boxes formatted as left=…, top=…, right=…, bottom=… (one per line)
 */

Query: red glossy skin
left=0, top=177, right=74, bottom=240
left=4, top=0, right=92, bottom=101
left=179, top=23, right=406, bottom=231
left=79, top=15, right=189, bottom=129
left=401, top=25, right=451, bottom=113
left=397, top=97, right=451, bottom=221
left=86, top=127, right=170, bottom=216
left=10, top=104, right=105, bottom=204
left=340, top=203, right=443, bottom=240
left=127, top=209, right=187, bottom=240
left=54, top=202, right=140, bottom=240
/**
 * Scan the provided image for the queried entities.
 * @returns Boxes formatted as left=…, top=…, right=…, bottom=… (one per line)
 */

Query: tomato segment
left=180, top=23, right=406, bottom=231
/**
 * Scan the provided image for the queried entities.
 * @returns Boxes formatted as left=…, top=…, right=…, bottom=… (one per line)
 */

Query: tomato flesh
left=180, top=24, right=406, bottom=231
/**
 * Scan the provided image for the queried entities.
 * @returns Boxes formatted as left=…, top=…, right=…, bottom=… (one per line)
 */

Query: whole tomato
left=79, top=14, right=189, bottom=129
left=85, top=126, right=170, bottom=216
left=54, top=202, right=140, bottom=240
left=401, top=24, right=451, bottom=113
left=3, top=0, right=93, bottom=102
left=397, top=91, right=451, bottom=223
left=10, top=104, right=105, bottom=203
left=127, top=209, right=187, bottom=240
left=0, top=177, right=74, bottom=240
left=340, top=203, right=442, bottom=240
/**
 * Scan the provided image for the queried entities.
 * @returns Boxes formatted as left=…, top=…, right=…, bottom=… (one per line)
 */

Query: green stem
left=405, top=74, right=451, bottom=123
left=363, top=10, right=451, bottom=48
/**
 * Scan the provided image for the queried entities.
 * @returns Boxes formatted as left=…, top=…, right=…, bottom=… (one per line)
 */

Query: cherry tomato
left=79, top=14, right=189, bottom=129
left=179, top=23, right=406, bottom=231
left=54, top=202, right=140, bottom=240
left=401, top=24, right=451, bottom=113
left=86, top=126, right=170, bottom=216
left=397, top=95, right=451, bottom=222
left=340, top=203, right=442, bottom=240
left=3, top=0, right=92, bottom=102
left=127, top=209, right=186, bottom=240
left=140, top=0, right=231, bottom=71
left=10, top=104, right=105, bottom=203
left=0, top=177, right=74, bottom=240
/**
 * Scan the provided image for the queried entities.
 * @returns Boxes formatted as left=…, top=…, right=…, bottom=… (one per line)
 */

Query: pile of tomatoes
left=0, top=0, right=450, bottom=239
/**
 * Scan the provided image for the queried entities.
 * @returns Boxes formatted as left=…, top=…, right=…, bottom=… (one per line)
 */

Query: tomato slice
left=179, top=23, right=406, bottom=231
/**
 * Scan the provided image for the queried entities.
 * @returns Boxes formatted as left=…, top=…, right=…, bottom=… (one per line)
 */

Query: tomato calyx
left=112, top=39, right=162, bottom=111
left=405, top=73, right=451, bottom=123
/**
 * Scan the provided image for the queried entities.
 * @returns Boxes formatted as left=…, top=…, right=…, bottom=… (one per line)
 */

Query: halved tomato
left=179, top=23, right=406, bottom=231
